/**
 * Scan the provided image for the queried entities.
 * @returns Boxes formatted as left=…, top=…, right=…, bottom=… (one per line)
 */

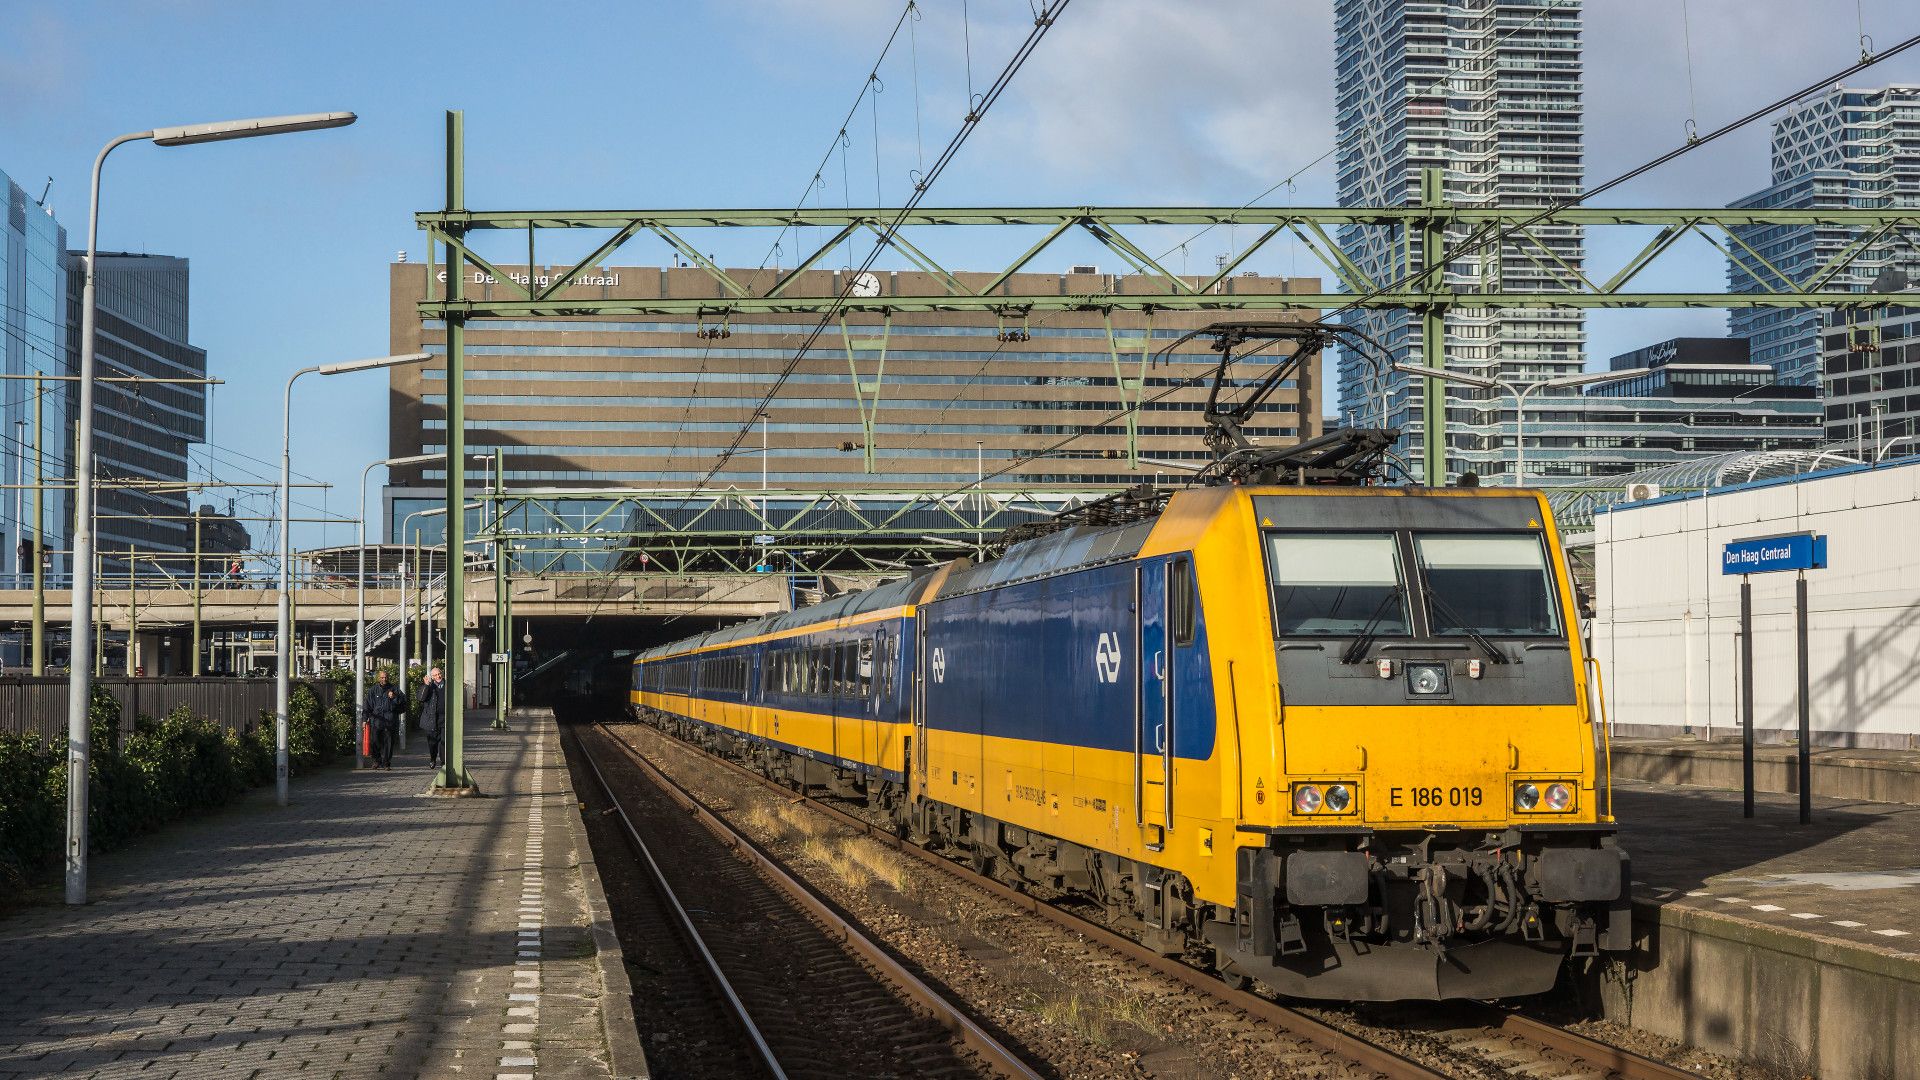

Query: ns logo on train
left=1094, top=632, right=1123, bottom=683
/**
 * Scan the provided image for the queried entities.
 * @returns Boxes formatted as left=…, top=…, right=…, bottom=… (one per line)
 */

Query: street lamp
left=403, top=501, right=482, bottom=674
left=277, top=353, right=429, bottom=804
left=357, top=453, right=443, bottom=770
left=1391, top=363, right=1730, bottom=487
left=756, top=411, right=770, bottom=505
left=66, top=110, right=356, bottom=906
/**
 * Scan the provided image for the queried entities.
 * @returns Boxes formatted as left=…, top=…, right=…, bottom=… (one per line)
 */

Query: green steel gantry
left=418, top=109, right=1920, bottom=782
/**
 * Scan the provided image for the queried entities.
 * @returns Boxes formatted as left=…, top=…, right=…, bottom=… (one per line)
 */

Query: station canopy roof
left=1549, top=446, right=1872, bottom=533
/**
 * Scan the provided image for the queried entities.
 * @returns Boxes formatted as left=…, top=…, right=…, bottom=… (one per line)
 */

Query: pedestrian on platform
left=364, top=668, right=409, bottom=769
left=419, top=665, right=447, bottom=768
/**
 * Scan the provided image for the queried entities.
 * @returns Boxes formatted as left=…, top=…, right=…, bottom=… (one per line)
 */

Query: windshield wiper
left=1339, top=593, right=1399, bottom=665
left=1421, top=586, right=1511, bottom=664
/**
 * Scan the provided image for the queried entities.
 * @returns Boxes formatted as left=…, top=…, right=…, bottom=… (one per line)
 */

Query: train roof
left=938, top=521, right=1153, bottom=597
left=636, top=565, right=938, bottom=660
left=637, top=517, right=1155, bottom=662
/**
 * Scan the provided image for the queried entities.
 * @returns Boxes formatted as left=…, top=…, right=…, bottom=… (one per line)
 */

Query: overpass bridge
left=0, top=571, right=809, bottom=675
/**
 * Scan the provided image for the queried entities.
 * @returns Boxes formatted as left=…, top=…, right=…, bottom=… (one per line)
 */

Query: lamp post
left=400, top=505, right=443, bottom=680
left=757, top=411, right=770, bottom=508
left=277, top=353, right=428, bottom=805
left=358, top=453, right=442, bottom=770
left=1391, top=363, right=1730, bottom=487
left=66, top=110, right=356, bottom=906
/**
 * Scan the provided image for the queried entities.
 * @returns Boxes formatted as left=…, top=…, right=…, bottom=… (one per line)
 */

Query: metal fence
left=0, top=677, right=339, bottom=741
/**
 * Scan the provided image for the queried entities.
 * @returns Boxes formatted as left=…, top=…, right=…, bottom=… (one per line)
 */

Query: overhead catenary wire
left=690, top=0, right=1075, bottom=494
left=823, top=30, right=1920, bottom=539
left=752, top=1, right=920, bottom=274
left=1148, top=0, right=1579, bottom=265
left=922, top=1, right=1583, bottom=433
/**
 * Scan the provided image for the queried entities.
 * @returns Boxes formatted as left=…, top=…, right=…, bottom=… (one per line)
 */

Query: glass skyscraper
left=1333, top=0, right=1586, bottom=482
left=1729, top=85, right=1920, bottom=387
left=64, top=252, right=218, bottom=575
left=1, top=168, right=73, bottom=590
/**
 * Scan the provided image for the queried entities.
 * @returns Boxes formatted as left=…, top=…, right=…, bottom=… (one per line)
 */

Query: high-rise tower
left=1728, top=85, right=1920, bottom=387
left=1333, top=0, right=1586, bottom=483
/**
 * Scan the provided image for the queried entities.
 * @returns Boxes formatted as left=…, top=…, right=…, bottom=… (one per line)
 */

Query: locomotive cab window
left=1264, top=532, right=1410, bottom=637
left=1414, top=533, right=1561, bottom=637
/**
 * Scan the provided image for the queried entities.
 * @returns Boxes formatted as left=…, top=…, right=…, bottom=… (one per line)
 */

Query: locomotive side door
left=912, top=613, right=928, bottom=797
left=1135, top=560, right=1170, bottom=850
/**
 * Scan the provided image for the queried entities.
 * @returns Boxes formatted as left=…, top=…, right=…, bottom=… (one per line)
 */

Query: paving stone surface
left=1619, top=778, right=1920, bottom=961
left=0, top=710, right=633, bottom=1079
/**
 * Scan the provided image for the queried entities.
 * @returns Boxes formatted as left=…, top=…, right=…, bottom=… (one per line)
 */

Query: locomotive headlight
left=1293, top=784, right=1323, bottom=814
left=1513, top=780, right=1575, bottom=813
left=1407, top=662, right=1450, bottom=696
left=1323, top=783, right=1353, bottom=814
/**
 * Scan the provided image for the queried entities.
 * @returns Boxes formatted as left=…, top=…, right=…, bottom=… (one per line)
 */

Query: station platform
left=0, top=709, right=645, bottom=1079
left=1605, top=777, right=1920, bottom=1077
left=1612, top=734, right=1920, bottom=805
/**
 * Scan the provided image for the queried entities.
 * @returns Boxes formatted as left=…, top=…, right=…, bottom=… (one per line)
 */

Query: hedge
left=0, top=673, right=359, bottom=890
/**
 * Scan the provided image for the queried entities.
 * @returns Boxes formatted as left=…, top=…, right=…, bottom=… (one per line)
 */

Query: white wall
left=1593, top=461, right=1920, bottom=749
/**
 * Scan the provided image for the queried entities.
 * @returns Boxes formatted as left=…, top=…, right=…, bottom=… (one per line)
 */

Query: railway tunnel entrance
left=500, top=613, right=749, bottom=712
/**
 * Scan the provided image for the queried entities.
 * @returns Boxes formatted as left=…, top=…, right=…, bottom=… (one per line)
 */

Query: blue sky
left=3, top=0, right=1916, bottom=549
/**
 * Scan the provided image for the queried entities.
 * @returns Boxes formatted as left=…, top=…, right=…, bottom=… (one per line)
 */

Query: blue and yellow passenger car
left=632, top=484, right=1628, bottom=1001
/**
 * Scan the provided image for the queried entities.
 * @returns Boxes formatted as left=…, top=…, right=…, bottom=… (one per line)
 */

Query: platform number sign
left=931, top=647, right=948, bottom=684
left=1095, top=632, right=1123, bottom=683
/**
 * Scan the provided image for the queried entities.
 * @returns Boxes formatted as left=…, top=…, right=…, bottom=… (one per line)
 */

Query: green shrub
left=321, top=670, right=356, bottom=757
left=0, top=732, right=61, bottom=887
left=0, top=681, right=352, bottom=892
left=287, top=684, right=322, bottom=767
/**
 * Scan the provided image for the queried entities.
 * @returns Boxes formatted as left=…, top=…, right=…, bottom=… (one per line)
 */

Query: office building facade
left=65, top=253, right=210, bottom=574
left=1729, top=85, right=1920, bottom=387
left=2, top=168, right=73, bottom=588
left=1333, top=0, right=1587, bottom=481
left=1577, top=336, right=1823, bottom=475
left=1408, top=336, right=1821, bottom=485
left=1822, top=299, right=1920, bottom=456
left=385, top=263, right=1322, bottom=544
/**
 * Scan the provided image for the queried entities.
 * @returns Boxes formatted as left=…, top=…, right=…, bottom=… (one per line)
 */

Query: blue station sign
left=1722, top=532, right=1827, bottom=576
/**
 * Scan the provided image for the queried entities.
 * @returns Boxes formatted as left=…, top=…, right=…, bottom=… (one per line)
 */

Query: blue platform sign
left=1722, top=532, right=1826, bottom=575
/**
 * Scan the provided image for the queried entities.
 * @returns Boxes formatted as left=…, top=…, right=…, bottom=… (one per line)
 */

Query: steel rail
left=616, top=717, right=1697, bottom=1080
left=605, top=721, right=1441, bottom=1079
left=1476, top=1008, right=1695, bottom=1080
left=573, top=736, right=788, bottom=1079
left=585, top=724, right=1045, bottom=1080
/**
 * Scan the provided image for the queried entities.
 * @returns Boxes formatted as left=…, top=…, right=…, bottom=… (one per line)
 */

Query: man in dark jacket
left=364, top=669, right=409, bottom=769
left=418, top=666, right=447, bottom=768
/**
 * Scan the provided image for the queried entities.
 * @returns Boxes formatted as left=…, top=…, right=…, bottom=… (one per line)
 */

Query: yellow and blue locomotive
left=630, top=324, right=1627, bottom=1001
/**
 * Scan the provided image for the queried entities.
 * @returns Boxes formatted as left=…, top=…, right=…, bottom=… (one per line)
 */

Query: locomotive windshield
left=1265, top=532, right=1410, bottom=636
left=1414, top=533, right=1561, bottom=637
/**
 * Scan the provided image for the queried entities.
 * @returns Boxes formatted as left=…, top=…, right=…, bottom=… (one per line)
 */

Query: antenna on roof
left=36, top=178, right=51, bottom=206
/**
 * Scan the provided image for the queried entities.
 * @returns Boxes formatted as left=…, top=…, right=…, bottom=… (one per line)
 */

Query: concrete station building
left=383, top=262, right=1324, bottom=544
left=1592, top=455, right=1920, bottom=751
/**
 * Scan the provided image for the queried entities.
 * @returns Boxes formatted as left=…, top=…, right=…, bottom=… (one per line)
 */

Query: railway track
left=602, top=715, right=1708, bottom=1080
left=565, top=721, right=1035, bottom=1080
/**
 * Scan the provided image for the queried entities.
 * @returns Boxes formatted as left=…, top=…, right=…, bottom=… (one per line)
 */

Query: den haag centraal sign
left=1721, top=532, right=1827, bottom=575
left=435, top=269, right=621, bottom=287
